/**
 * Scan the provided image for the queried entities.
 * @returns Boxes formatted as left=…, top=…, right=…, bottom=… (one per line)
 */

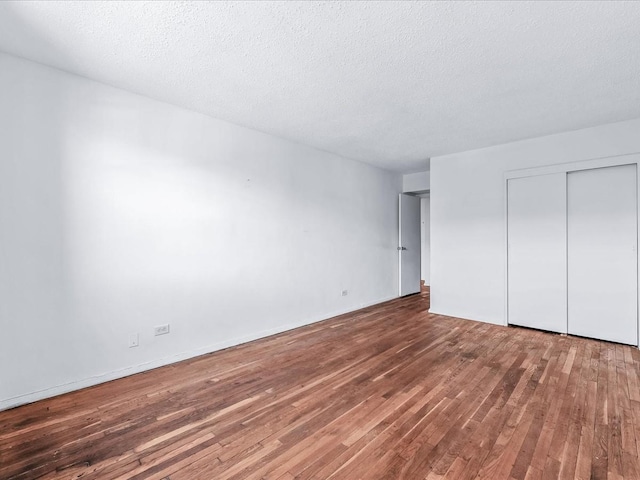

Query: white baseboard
left=0, top=295, right=398, bottom=412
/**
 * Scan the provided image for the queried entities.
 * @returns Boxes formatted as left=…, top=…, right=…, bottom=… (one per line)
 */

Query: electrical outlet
left=128, top=333, right=139, bottom=348
left=154, top=324, right=170, bottom=336
left=341, top=290, right=348, bottom=296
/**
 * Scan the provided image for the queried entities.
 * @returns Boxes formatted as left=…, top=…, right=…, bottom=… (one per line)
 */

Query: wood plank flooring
left=2, top=291, right=640, bottom=479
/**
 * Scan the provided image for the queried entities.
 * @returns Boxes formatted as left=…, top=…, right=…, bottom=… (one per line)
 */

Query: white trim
left=398, top=193, right=403, bottom=297
left=504, top=152, right=640, bottom=348
left=504, top=153, right=640, bottom=180
left=504, top=172, right=510, bottom=328
left=0, top=294, right=398, bottom=412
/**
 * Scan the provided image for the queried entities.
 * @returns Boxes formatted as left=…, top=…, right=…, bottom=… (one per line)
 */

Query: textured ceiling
left=1, top=1, right=640, bottom=172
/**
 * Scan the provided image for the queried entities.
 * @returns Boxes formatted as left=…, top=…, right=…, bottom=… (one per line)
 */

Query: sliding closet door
left=567, top=164, right=638, bottom=345
left=508, top=173, right=567, bottom=333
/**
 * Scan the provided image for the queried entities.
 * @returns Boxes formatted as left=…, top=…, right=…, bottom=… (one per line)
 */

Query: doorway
left=398, top=192, right=430, bottom=298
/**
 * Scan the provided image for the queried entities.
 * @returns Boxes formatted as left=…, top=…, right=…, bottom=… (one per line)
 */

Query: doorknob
left=397, top=247, right=407, bottom=251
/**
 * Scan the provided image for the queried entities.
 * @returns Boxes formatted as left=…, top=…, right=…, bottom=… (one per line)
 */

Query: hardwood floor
left=2, top=291, right=640, bottom=479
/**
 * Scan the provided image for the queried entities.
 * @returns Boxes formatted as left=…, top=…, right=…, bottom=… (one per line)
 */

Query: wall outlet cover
left=154, top=324, right=170, bottom=336
left=128, top=333, right=139, bottom=348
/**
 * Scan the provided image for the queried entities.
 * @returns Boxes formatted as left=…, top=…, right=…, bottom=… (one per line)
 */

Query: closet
left=507, top=161, right=638, bottom=345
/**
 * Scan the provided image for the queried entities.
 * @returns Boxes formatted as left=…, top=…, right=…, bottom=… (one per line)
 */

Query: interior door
left=399, top=193, right=421, bottom=296
left=507, top=173, right=567, bottom=333
left=567, top=164, right=638, bottom=345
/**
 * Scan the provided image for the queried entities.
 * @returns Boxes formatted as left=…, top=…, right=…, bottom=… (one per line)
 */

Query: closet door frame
left=504, top=153, right=640, bottom=347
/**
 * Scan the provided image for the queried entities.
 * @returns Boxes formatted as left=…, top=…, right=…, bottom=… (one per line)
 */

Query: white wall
left=403, top=171, right=430, bottom=193
left=430, top=117, right=640, bottom=324
left=0, top=53, right=401, bottom=410
left=420, top=196, right=430, bottom=285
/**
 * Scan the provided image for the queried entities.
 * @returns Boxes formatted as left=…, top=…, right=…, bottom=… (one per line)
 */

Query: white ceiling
left=1, top=1, right=640, bottom=173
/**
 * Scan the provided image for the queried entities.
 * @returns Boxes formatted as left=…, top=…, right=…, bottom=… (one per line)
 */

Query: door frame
left=504, top=153, right=640, bottom=347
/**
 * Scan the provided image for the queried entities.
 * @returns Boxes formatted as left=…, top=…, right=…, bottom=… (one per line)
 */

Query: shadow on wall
left=0, top=8, right=80, bottom=401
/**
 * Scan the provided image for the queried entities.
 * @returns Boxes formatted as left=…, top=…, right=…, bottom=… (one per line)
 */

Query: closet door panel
left=567, top=164, right=638, bottom=345
left=508, top=173, right=567, bottom=333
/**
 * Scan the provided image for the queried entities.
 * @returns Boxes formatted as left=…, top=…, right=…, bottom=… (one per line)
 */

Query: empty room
left=2, top=1, right=640, bottom=479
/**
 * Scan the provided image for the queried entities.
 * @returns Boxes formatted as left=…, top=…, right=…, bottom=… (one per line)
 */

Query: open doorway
left=398, top=190, right=430, bottom=303
left=399, top=193, right=421, bottom=296
left=400, top=169, right=430, bottom=304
